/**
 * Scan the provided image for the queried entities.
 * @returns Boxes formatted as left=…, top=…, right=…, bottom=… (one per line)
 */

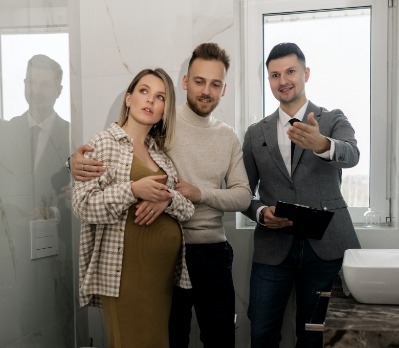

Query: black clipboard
left=274, top=201, right=334, bottom=240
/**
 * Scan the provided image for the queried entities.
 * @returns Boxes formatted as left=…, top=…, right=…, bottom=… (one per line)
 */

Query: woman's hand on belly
left=134, top=200, right=169, bottom=225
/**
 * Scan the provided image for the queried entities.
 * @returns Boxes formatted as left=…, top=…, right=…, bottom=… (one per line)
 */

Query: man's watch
left=65, top=156, right=71, bottom=173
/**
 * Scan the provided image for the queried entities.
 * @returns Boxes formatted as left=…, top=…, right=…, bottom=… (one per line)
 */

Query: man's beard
left=186, top=93, right=220, bottom=117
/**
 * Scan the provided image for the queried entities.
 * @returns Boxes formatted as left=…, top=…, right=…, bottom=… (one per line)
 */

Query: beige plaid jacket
left=73, top=122, right=195, bottom=307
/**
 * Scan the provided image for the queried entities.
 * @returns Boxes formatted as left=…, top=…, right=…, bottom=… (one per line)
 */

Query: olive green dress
left=101, top=156, right=182, bottom=348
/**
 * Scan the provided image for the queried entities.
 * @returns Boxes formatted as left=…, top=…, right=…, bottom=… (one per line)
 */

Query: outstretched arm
left=288, top=110, right=359, bottom=168
left=287, top=112, right=331, bottom=153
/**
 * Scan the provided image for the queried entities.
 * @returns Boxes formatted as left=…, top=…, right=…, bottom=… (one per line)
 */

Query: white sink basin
left=343, top=249, right=399, bottom=305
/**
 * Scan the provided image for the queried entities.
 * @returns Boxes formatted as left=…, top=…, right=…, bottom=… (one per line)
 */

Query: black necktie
left=288, top=118, right=300, bottom=164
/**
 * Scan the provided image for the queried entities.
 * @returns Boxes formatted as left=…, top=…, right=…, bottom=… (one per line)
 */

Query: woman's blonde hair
left=118, top=68, right=176, bottom=151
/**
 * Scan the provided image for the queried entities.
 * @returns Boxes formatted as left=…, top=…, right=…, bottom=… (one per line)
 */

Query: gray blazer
left=243, top=101, right=361, bottom=265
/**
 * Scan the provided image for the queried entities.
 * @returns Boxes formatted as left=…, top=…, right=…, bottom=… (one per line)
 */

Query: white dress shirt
left=27, top=111, right=57, bottom=170
left=256, top=100, right=335, bottom=223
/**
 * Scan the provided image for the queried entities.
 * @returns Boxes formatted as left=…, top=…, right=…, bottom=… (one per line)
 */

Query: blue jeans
left=248, top=238, right=342, bottom=348
left=169, top=241, right=235, bottom=348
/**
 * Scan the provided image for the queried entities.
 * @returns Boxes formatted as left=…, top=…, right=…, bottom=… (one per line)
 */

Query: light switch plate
left=30, top=219, right=59, bottom=260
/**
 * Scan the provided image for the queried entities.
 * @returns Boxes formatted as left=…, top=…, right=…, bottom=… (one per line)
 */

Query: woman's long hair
left=118, top=68, right=176, bottom=151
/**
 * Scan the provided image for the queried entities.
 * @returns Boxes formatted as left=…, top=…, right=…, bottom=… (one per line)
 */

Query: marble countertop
left=323, top=278, right=399, bottom=347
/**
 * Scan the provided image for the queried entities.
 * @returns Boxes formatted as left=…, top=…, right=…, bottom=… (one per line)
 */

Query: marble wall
left=68, top=0, right=298, bottom=347
left=68, top=1, right=252, bottom=347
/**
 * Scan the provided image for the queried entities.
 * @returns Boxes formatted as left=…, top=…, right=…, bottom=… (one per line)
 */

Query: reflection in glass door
left=0, top=31, right=75, bottom=347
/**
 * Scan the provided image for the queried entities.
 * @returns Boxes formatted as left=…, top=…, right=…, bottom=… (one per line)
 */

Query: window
left=240, top=0, right=391, bottom=225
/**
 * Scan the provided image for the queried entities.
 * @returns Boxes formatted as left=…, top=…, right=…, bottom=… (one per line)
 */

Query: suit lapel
left=260, top=112, right=292, bottom=181
left=291, top=101, right=322, bottom=174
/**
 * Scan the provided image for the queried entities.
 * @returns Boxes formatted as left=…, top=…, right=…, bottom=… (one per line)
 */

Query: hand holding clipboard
left=274, top=201, right=334, bottom=240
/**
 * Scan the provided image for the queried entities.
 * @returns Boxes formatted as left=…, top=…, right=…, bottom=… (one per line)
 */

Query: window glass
left=263, top=8, right=370, bottom=207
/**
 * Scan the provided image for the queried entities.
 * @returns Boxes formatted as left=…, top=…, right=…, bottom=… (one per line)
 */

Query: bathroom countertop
left=323, top=279, right=399, bottom=347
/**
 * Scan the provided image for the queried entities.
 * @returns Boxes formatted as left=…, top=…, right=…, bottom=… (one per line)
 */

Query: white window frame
left=239, top=0, right=391, bottom=226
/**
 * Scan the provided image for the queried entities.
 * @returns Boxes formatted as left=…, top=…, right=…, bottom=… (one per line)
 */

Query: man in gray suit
left=243, top=42, right=361, bottom=348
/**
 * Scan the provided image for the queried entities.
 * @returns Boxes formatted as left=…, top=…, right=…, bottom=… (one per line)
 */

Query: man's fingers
left=307, top=112, right=316, bottom=124
left=80, top=144, right=94, bottom=153
left=74, top=162, right=105, bottom=179
left=82, top=164, right=104, bottom=173
left=75, top=175, right=94, bottom=182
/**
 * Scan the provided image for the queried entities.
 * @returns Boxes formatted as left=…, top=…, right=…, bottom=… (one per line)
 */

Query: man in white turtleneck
left=70, top=43, right=251, bottom=348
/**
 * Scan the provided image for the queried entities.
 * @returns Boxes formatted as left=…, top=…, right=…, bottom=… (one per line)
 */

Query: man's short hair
left=188, top=42, right=230, bottom=72
left=266, top=42, right=306, bottom=69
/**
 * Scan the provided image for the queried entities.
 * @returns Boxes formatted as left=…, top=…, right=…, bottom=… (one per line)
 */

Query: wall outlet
left=30, top=219, right=59, bottom=260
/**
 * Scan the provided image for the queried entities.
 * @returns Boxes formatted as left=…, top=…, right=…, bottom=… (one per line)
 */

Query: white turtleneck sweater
left=167, top=103, right=251, bottom=244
